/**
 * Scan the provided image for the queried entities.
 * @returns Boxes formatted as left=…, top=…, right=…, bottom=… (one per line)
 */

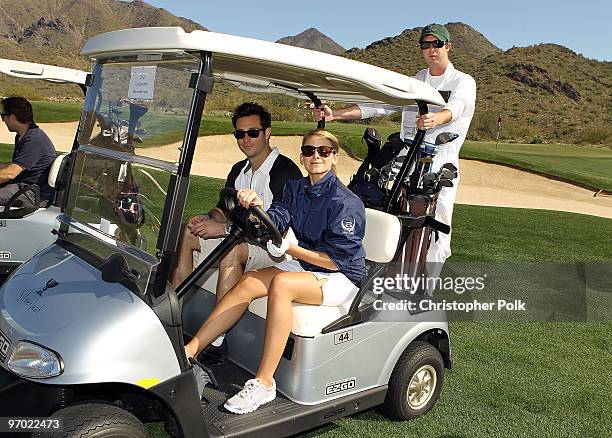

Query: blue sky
left=144, top=0, right=611, bottom=61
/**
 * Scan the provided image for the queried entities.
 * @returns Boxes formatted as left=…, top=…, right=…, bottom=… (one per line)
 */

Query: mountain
left=276, top=27, right=345, bottom=55
left=0, top=0, right=206, bottom=99
left=346, top=22, right=500, bottom=77
left=345, top=22, right=611, bottom=145
left=0, top=0, right=205, bottom=65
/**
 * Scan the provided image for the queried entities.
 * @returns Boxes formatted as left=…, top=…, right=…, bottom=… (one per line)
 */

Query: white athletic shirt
left=216, top=147, right=302, bottom=212
left=357, top=61, right=476, bottom=171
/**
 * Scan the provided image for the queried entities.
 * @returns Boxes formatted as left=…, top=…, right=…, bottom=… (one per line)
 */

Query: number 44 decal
left=333, top=329, right=353, bottom=345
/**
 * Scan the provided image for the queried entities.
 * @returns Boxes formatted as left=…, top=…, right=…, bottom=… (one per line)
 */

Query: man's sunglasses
left=233, top=128, right=265, bottom=140
left=0, top=113, right=8, bottom=120
left=420, top=40, right=446, bottom=50
left=301, top=145, right=336, bottom=158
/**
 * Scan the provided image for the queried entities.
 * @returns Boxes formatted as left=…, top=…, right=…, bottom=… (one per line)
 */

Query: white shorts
left=195, top=237, right=284, bottom=271
left=273, top=259, right=359, bottom=309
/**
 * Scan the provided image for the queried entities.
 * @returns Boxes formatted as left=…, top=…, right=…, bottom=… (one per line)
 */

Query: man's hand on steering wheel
left=232, top=189, right=283, bottom=252
left=236, top=189, right=263, bottom=209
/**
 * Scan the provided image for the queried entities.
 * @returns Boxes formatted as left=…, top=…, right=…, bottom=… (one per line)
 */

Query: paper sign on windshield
left=128, top=66, right=156, bottom=100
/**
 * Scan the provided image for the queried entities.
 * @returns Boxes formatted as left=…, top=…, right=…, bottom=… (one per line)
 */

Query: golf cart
left=0, top=27, right=450, bottom=437
left=0, top=59, right=90, bottom=281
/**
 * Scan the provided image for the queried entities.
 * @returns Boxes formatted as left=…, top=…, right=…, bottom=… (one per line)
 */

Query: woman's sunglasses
left=301, top=145, right=335, bottom=158
left=419, top=40, right=446, bottom=50
left=233, top=128, right=265, bottom=140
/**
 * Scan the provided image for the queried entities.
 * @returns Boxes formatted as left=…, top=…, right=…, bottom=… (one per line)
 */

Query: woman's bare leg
left=185, top=267, right=282, bottom=358
left=255, top=272, right=325, bottom=387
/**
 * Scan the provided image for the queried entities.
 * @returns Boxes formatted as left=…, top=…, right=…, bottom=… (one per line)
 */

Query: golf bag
left=347, top=129, right=402, bottom=209
left=349, top=128, right=453, bottom=283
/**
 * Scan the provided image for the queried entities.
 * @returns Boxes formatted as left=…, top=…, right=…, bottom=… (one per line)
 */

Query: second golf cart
left=0, top=59, right=89, bottom=281
left=0, top=27, right=450, bottom=437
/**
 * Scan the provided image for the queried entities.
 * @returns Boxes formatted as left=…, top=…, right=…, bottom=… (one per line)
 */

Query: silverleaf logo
left=16, top=279, right=59, bottom=314
left=36, top=279, right=59, bottom=297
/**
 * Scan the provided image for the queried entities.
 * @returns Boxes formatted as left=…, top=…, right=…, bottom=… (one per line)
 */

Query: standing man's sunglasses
left=419, top=40, right=446, bottom=50
left=301, top=145, right=335, bottom=158
left=233, top=128, right=265, bottom=140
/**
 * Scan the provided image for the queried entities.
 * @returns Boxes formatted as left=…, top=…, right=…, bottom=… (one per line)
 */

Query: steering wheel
left=0, top=184, right=40, bottom=219
left=219, top=188, right=282, bottom=246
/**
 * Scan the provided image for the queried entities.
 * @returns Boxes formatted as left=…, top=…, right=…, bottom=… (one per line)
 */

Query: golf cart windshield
left=65, top=27, right=447, bottom=296
left=63, top=56, right=199, bottom=286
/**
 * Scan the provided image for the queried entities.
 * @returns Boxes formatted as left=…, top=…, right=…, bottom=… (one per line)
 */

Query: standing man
left=171, top=102, right=302, bottom=348
left=0, top=96, right=56, bottom=206
left=316, top=23, right=476, bottom=264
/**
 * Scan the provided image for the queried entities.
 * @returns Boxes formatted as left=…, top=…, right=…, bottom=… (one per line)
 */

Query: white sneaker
left=211, top=333, right=225, bottom=348
left=224, top=378, right=276, bottom=414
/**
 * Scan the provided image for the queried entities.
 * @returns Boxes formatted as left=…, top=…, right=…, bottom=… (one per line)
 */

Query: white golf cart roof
left=0, top=58, right=88, bottom=85
left=81, top=27, right=445, bottom=107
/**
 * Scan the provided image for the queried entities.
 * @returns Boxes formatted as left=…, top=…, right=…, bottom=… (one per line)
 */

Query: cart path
left=2, top=123, right=612, bottom=219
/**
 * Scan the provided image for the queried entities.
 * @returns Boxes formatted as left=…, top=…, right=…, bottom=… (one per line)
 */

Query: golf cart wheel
left=383, top=341, right=444, bottom=420
left=38, top=403, right=147, bottom=438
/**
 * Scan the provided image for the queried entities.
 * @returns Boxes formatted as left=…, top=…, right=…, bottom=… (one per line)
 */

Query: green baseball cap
left=420, top=24, right=451, bottom=43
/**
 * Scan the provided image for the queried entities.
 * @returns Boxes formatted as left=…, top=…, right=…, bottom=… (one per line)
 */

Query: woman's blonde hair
left=302, top=129, right=340, bottom=152
left=302, top=129, right=340, bottom=175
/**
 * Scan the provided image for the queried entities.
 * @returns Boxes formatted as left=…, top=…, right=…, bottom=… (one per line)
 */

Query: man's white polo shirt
left=216, top=147, right=303, bottom=211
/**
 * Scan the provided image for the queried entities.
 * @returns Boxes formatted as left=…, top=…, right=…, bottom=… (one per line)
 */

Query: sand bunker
left=456, top=160, right=612, bottom=219
left=2, top=123, right=611, bottom=219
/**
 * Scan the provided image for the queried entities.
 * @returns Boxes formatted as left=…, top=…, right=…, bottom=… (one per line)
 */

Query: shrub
left=577, top=125, right=612, bottom=146
left=1, top=84, right=44, bottom=101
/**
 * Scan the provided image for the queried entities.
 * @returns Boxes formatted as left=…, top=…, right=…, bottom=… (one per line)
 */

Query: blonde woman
left=185, top=129, right=366, bottom=414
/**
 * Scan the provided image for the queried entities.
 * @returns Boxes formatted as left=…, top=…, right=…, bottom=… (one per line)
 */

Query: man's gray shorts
left=194, top=237, right=285, bottom=271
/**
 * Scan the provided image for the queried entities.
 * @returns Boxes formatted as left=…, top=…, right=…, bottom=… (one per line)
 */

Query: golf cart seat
left=0, top=154, right=69, bottom=218
left=247, top=208, right=401, bottom=337
left=48, top=153, right=70, bottom=191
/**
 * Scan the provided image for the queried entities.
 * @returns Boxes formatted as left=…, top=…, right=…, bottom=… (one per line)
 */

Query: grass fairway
left=451, top=204, right=612, bottom=262
left=461, top=140, right=612, bottom=192
left=31, top=101, right=83, bottom=123
left=0, top=143, right=11, bottom=161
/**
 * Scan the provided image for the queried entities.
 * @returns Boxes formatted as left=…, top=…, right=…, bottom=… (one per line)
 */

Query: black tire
left=383, top=341, right=444, bottom=420
left=36, top=403, right=147, bottom=438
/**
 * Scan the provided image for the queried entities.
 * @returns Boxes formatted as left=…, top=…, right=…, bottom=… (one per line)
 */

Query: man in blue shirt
left=0, top=97, right=56, bottom=206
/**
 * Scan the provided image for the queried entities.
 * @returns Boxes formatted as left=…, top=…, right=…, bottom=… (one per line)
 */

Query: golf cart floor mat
left=199, top=356, right=386, bottom=437
left=200, top=356, right=298, bottom=437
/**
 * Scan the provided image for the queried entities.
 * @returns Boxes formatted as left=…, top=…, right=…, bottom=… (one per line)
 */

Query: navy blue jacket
left=267, top=170, right=366, bottom=284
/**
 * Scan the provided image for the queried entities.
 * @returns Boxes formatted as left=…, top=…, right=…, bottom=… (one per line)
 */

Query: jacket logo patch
left=341, top=216, right=355, bottom=235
